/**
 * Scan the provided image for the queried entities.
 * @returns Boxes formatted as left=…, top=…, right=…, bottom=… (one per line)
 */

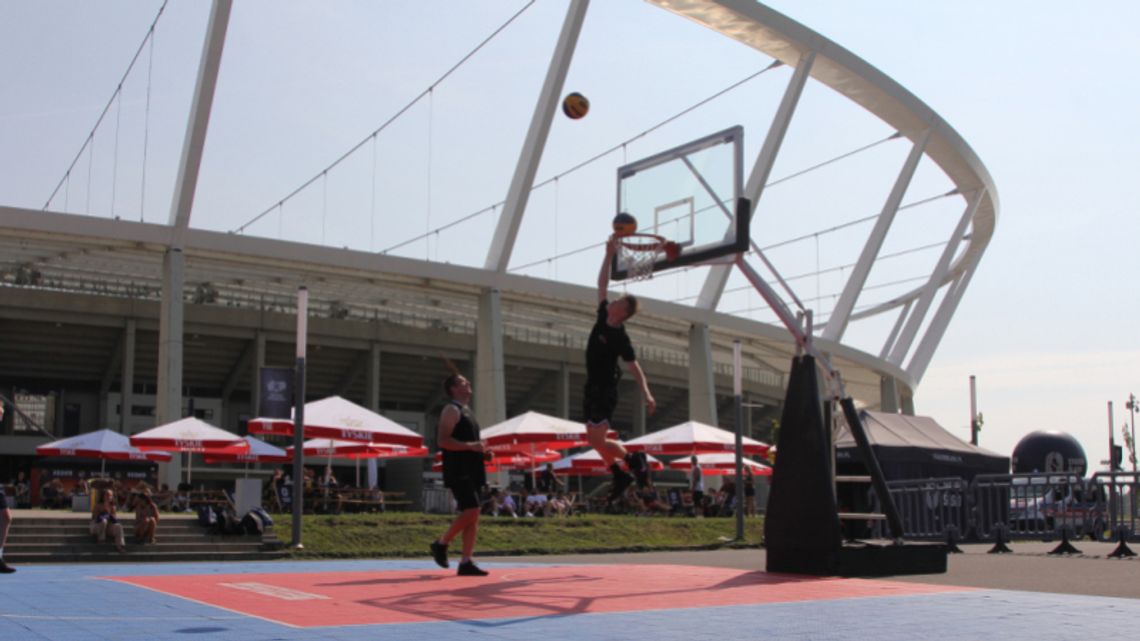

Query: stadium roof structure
left=0, top=0, right=996, bottom=434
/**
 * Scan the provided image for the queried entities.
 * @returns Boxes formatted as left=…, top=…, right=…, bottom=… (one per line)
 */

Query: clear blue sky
left=2, top=1, right=1138, bottom=472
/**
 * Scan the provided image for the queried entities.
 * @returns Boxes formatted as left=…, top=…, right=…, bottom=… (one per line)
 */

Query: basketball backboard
left=611, top=125, right=749, bottom=280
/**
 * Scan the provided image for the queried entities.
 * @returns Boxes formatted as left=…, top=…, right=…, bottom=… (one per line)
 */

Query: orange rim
left=618, top=233, right=666, bottom=252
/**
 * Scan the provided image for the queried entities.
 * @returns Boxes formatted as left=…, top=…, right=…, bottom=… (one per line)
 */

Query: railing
left=869, top=472, right=1135, bottom=544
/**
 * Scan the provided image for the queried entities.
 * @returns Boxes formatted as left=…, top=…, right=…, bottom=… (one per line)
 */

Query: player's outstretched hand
left=646, top=395, right=657, bottom=416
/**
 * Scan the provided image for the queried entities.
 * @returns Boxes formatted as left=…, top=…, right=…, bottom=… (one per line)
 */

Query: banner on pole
left=259, top=367, right=294, bottom=419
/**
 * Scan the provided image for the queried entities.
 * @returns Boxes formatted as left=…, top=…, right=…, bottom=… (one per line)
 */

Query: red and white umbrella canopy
left=247, top=396, right=423, bottom=448
left=291, top=438, right=429, bottom=460
left=667, top=452, right=773, bottom=476
left=624, top=421, right=770, bottom=457
left=130, top=417, right=247, bottom=453
left=203, top=436, right=290, bottom=464
left=481, top=411, right=610, bottom=451
left=431, top=448, right=559, bottom=471
left=551, top=449, right=663, bottom=474
left=37, top=429, right=172, bottom=462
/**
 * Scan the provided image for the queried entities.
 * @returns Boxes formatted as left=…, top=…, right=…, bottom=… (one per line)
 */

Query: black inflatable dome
left=1011, top=430, right=1087, bottom=475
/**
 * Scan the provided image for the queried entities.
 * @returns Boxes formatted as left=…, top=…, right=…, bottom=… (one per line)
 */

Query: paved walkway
left=0, top=545, right=1136, bottom=640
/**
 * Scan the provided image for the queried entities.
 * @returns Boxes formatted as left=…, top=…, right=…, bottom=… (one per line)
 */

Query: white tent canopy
left=624, top=421, right=771, bottom=456
left=247, top=396, right=424, bottom=448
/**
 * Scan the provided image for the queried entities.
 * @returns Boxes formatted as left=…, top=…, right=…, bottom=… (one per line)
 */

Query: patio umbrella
left=667, top=452, right=773, bottom=476
left=431, top=448, right=560, bottom=471
left=247, top=395, right=423, bottom=448
left=130, top=417, right=247, bottom=483
left=481, top=411, right=614, bottom=451
left=36, top=429, right=172, bottom=475
left=202, top=435, right=291, bottom=478
left=202, top=435, right=290, bottom=465
left=550, top=449, right=664, bottom=495
left=554, top=448, right=664, bottom=473
left=289, top=439, right=429, bottom=486
left=623, top=420, right=771, bottom=457
left=481, top=411, right=613, bottom=480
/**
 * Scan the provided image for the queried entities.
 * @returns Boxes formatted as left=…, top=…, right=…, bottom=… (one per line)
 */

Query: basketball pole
left=733, top=340, right=745, bottom=541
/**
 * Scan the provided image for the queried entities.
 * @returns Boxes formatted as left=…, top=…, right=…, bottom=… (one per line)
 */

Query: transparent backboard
left=612, top=125, right=749, bottom=280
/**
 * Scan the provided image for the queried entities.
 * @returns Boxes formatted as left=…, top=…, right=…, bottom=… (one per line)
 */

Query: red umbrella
left=553, top=449, right=664, bottom=473
left=624, top=421, right=770, bottom=456
left=37, top=429, right=172, bottom=475
left=432, top=448, right=559, bottom=471
left=667, top=452, right=773, bottom=476
left=290, top=438, right=429, bottom=460
left=248, top=396, right=423, bottom=448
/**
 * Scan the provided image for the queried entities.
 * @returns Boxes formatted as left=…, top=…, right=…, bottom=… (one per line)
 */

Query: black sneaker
left=608, top=464, right=634, bottom=500
left=456, top=560, right=489, bottom=576
left=626, top=452, right=650, bottom=488
left=429, top=540, right=449, bottom=569
left=0, top=559, right=14, bottom=574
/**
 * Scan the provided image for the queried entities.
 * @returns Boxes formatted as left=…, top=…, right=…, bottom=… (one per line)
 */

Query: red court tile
left=107, top=565, right=973, bottom=628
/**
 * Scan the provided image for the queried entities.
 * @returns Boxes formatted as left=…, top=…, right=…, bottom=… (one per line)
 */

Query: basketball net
left=618, top=233, right=667, bottom=282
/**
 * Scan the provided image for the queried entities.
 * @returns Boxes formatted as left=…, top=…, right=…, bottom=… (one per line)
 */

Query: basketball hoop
left=618, top=233, right=680, bottom=282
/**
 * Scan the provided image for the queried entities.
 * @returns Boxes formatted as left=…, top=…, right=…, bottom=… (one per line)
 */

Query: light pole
left=1127, top=393, right=1138, bottom=473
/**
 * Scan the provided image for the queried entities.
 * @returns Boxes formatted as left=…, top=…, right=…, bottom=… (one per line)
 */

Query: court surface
left=1, top=550, right=1137, bottom=641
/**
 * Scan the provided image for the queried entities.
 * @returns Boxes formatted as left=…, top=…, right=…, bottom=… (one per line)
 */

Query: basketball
left=612, top=212, right=637, bottom=237
left=562, top=92, right=589, bottom=119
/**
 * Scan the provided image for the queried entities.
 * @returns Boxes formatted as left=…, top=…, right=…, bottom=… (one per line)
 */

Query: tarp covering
left=835, top=410, right=1009, bottom=481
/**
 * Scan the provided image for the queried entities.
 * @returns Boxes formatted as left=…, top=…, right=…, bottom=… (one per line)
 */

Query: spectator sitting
left=152, top=483, right=174, bottom=512
left=488, top=488, right=518, bottom=518
left=14, top=472, right=30, bottom=508
left=91, top=488, right=126, bottom=553
left=267, top=469, right=285, bottom=512
left=547, top=492, right=573, bottom=517
left=637, top=483, right=670, bottom=516
left=132, top=489, right=160, bottom=544
left=717, top=479, right=737, bottom=517
left=173, top=482, right=192, bottom=513
left=524, top=491, right=547, bottom=517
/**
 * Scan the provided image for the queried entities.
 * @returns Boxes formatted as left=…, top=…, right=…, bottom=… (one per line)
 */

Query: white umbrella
left=36, top=428, right=172, bottom=475
left=130, top=417, right=246, bottom=483
left=624, top=420, right=771, bottom=456
left=667, top=452, right=773, bottom=476
left=481, top=411, right=600, bottom=450
left=247, top=396, right=423, bottom=447
left=553, top=449, right=664, bottom=472
left=288, top=438, right=429, bottom=486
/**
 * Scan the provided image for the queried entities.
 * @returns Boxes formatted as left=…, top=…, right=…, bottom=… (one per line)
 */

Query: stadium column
left=156, top=248, right=185, bottom=488
left=688, top=323, right=717, bottom=426
left=366, top=342, right=381, bottom=490
left=879, top=376, right=900, bottom=414
left=556, top=362, right=570, bottom=419
left=120, top=319, right=136, bottom=433
left=249, top=331, right=265, bottom=418
left=475, top=289, right=506, bottom=428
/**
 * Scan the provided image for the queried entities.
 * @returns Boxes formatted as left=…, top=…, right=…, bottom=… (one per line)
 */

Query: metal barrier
left=870, top=473, right=1124, bottom=544
left=422, top=486, right=454, bottom=515
left=1091, top=471, right=1139, bottom=542
left=871, top=478, right=969, bottom=540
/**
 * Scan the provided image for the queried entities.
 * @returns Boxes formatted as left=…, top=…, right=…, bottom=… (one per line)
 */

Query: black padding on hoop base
left=765, top=355, right=843, bottom=575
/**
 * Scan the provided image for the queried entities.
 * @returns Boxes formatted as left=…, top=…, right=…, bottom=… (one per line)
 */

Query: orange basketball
left=612, top=212, right=637, bottom=237
left=562, top=92, right=589, bottom=119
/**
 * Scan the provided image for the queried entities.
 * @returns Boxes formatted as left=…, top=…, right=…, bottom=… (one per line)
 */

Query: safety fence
left=866, top=472, right=1139, bottom=543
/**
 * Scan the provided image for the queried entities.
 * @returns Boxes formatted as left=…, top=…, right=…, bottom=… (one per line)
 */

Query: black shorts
left=448, top=478, right=481, bottom=511
left=582, top=383, right=618, bottom=424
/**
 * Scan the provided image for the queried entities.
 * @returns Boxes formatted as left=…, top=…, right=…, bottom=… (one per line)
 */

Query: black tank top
left=441, top=401, right=486, bottom=488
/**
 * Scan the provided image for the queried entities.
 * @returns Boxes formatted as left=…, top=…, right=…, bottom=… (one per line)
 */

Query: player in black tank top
left=583, top=235, right=658, bottom=503
left=429, top=374, right=490, bottom=577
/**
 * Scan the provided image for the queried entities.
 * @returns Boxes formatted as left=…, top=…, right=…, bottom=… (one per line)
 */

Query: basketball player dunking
left=583, top=235, right=656, bottom=502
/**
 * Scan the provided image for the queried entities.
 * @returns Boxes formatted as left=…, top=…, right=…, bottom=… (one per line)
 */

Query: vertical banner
left=259, top=367, right=294, bottom=419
